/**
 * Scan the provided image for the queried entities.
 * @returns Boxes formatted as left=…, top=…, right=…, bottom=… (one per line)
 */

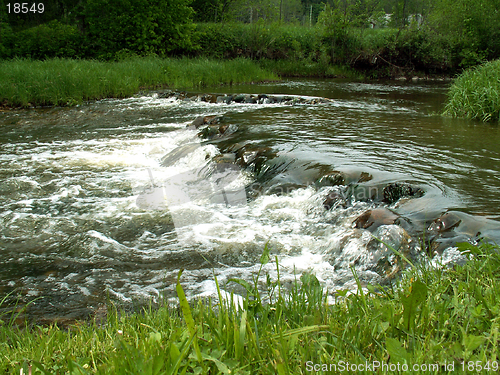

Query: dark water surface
left=1, top=79, right=500, bottom=322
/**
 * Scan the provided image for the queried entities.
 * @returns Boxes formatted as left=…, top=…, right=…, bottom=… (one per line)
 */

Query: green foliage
left=0, top=18, right=14, bottom=58
left=428, top=0, right=500, bottom=68
left=195, top=22, right=320, bottom=60
left=0, top=57, right=277, bottom=108
left=444, top=59, right=500, bottom=122
left=11, top=20, right=83, bottom=59
left=83, top=0, right=195, bottom=59
left=316, top=3, right=351, bottom=63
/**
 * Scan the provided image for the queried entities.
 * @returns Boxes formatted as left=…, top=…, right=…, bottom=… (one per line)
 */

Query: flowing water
left=1, top=79, right=500, bottom=323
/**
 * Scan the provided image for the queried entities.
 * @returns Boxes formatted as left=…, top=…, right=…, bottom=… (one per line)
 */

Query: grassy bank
left=444, top=59, right=500, bottom=122
left=1, top=242, right=499, bottom=374
left=257, top=59, right=363, bottom=79
left=0, top=57, right=278, bottom=108
left=195, top=23, right=453, bottom=78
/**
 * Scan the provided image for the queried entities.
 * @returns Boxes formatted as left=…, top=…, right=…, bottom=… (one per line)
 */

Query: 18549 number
left=6, top=3, right=44, bottom=13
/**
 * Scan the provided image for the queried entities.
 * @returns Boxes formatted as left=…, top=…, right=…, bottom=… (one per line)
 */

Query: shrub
left=0, top=20, right=14, bottom=59
left=11, top=20, right=83, bottom=59
left=83, top=0, right=195, bottom=59
left=444, top=59, right=500, bottom=122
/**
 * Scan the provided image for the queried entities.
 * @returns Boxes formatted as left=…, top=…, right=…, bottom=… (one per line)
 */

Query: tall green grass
left=0, top=57, right=278, bottom=108
left=1, top=241, right=499, bottom=373
left=444, top=59, right=500, bottom=122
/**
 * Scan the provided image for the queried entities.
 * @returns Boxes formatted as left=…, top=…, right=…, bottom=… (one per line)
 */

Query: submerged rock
left=323, top=188, right=349, bottom=210
left=216, top=95, right=233, bottom=104
left=213, top=153, right=236, bottom=164
left=383, top=182, right=424, bottom=204
left=353, top=207, right=399, bottom=232
left=428, top=212, right=462, bottom=233
left=232, top=94, right=246, bottom=103
left=425, top=211, right=485, bottom=254
left=316, top=172, right=345, bottom=187
left=190, top=115, right=220, bottom=129
left=198, top=123, right=237, bottom=140
left=367, top=224, right=413, bottom=280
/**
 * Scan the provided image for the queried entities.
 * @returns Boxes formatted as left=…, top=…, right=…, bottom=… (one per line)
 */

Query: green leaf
left=176, top=269, right=205, bottom=371
left=402, top=279, right=428, bottom=330
left=238, top=310, right=247, bottom=359
left=201, top=353, right=231, bottom=374
left=149, top=331, right=162, bottom=342
left=386, top=337, right=409, bottom=364
left=228, top=278, right=255, bottom=295
left=170, top=342, right=181, bottom=363
left=31, top=361, right=50, bottom=375
left=260, top=242, right=271, bottom=265
left=152, top=354, right=165, bottom=375
left=268, top=325, right=329, bottom=341
left=463, top=334, right=486, bottom=353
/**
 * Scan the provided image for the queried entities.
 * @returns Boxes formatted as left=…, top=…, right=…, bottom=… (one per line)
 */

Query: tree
left=83, top=0, right=195, bottom=59
left=0, top=0, right=14, bottom=57
left=428, top=0, right=500, bottom=66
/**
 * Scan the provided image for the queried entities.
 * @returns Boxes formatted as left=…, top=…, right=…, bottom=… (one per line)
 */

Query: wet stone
left=199, top=94, right=215, bottom=102
left=232, top=94, right=246, bottom=103
left=428, top=212, right=462, bottom=233
left=213, top=153, right=236, bottom=164
left=216, top=95, right=233, bottom=104
left=367, top=224, right=412, bottom=280
left=354, top=207, right=400, bottom=232
left=190, top=115, right=220, bottom=129
left=157, top=90, right=176, bottom=98
left=383, top=182, right=424, bottom=204
left=245, top=95, right=257, bottom=103
left=323, top=188, right=349, bottom=210
left=316, top=172, right=345, bottom=188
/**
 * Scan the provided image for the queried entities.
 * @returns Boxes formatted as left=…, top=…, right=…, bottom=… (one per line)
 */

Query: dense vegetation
left=1, top=242, right=499, bottom=373
left=1, top=0, right=499, bottom=77
left=0, top=57, right=276, bottom=107
left=444, top=59, right=500, bottom=122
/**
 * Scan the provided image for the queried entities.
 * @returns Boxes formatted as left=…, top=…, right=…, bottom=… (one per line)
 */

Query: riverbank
left=1, top=242, right=498, bottom=373
left=0, top=57, right=278, bottom=108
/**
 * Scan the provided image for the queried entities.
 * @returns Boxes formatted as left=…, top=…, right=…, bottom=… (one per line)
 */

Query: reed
left=0, top=57, right=278, bottom=108
left=1, top=241, right=499, bottom=373
left=444, top=59, right=500, bottom=122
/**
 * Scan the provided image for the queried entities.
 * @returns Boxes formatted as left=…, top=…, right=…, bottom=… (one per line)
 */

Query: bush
left=0, top=20, right=14, bottom=59
left=444, top=59, right=500, bottom=122
left=195, top=22, right=320, bottom=61
left=11, top=20, right=83, bottom=59
left=83, top=0, right=195, bottom=59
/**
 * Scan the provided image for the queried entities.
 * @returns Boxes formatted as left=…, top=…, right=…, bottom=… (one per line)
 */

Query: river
left=1, top=78, right=500, bottom=323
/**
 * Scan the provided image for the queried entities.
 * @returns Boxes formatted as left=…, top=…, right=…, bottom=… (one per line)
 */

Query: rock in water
left=316, top=172, right=345, bottom=187
left=428, top=212, right=462, bottom=233
left=190, top=115, right=221, bottom=129
left=383, top=182, right=424, bottom=204
left=323, top=188, right=349, bottom=210
left=354, top=207, right=399, bottom=232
